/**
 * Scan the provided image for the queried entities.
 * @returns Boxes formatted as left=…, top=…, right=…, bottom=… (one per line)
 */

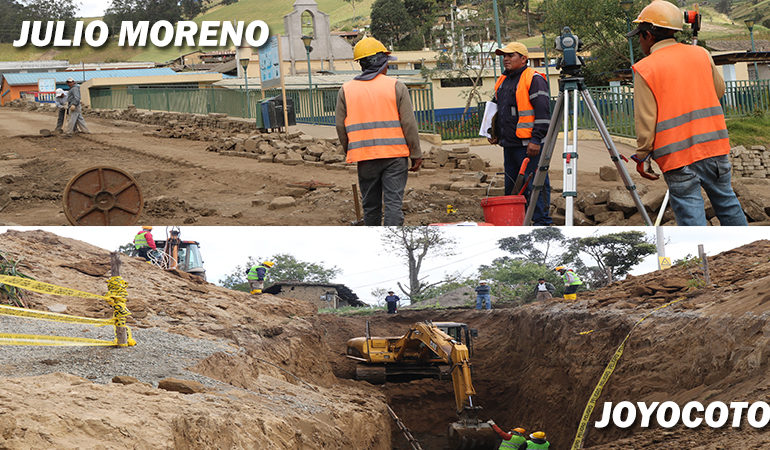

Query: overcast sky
left=78, top=1, right=107, bottom=18
left=0, top=226, right=760, bottom=305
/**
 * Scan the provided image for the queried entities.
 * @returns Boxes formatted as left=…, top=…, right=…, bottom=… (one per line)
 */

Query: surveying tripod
left=523, top=75, right=653, bottom=226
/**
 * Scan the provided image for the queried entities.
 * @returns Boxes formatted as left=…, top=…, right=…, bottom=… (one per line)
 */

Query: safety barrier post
left=109, top=252, right=129, bottom=346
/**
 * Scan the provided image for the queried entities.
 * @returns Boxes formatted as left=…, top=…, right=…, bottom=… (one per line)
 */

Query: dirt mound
left=0, top=229, right=389, bottom=449
left=318, top=239, right=770, bottom=449
left=404, top=285, right=479, bottom=309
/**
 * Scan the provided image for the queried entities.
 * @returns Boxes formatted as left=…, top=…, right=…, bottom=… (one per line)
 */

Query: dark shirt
left=475, top=284, right=491, bottom=295
left=493, top=66, right=551, bottom=147
left=385, top=295, right=399, bottom=303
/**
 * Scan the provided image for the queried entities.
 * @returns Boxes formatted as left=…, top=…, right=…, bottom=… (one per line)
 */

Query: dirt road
left=2, top=107, right=766, bottom=226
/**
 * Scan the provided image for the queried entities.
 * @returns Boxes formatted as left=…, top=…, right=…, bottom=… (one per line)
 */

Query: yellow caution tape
left=0, top=304, right=114, bottom=326
left=0, top=274, right=105, bottom=300
left=0, top=333, right=116, bottom=346
left=578, top=330, right=594, bottom=335
left=571, top=297, right=685, bottom=450
left=0, top=274, right=136, bottom=347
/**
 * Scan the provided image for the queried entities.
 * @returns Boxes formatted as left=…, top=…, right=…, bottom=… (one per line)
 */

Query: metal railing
left=88, top=79, right=768, bottom=141
left=89, top=83, right=437, bottom=134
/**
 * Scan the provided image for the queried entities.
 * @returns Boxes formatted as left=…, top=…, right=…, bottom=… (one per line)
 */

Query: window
left=388, top=64, right=398, bottom=70
left=413, top=62, right=422, bottom=70
left=440, top=78, right=474, bottom=88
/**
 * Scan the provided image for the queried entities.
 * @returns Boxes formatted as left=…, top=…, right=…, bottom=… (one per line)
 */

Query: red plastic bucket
left=480, top=195, right=526, bottom=226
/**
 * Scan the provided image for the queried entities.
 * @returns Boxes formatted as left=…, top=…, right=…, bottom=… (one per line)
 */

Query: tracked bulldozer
left=346, top=321, right=498, bottom=450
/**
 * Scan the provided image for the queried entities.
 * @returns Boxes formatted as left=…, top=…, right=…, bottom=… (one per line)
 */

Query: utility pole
left=656, top=226, right=666, bottom=270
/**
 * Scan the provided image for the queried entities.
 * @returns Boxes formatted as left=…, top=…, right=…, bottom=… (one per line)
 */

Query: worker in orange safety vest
left=488, top=42, right=553, bottom=225
left=335, top=37, right=423, bottom=226
left=627, top=1, right=746, bottom=226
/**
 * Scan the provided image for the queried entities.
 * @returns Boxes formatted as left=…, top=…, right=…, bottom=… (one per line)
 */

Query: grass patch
left=318, top=306, right=381, bottom=316
left=727, top=113, right=770, bottom=148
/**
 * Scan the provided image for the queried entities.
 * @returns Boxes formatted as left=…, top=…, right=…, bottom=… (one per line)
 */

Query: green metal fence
left=88, top=79, right=768, bottom=141
left=89, top=83, right=437, bottom=134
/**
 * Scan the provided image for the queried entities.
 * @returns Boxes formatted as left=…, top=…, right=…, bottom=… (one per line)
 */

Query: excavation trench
left=318, top=295, right=770, bottom=449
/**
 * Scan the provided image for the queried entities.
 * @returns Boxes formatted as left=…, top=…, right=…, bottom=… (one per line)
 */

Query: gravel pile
left=0, top=315, right=237, bottom=388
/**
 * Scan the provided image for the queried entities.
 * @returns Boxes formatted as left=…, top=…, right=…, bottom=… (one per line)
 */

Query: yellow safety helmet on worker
left=142, top=226, right=152, bottom=230
left=633, top=0, right=683, bottom=31
left=353, top=37, right=390, bottom=61
left=262, top=261, right=275, bottom=267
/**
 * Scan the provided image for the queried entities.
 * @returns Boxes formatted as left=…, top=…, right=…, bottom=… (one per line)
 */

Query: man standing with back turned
left=628, top=0, right=746, bottom=226
left=489, top=42, right=553, bottom=225
left=64, top=77, right=90, bottom=135
left=336, top=37, right=422, bottom=226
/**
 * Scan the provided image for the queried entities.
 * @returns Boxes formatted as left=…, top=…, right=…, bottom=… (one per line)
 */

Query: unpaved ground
left=8, top=107, right=766, bottom=226
left=319, top=240, right=770, bottom=449
left=4, top=231, right=770, bottom=449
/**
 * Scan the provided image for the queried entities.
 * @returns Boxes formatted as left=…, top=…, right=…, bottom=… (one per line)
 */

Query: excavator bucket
left=447, top=421, right=499, bottom=450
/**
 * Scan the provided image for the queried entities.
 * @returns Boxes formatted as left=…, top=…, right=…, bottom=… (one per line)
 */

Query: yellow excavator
left=346, top=321, right=498, bottom=450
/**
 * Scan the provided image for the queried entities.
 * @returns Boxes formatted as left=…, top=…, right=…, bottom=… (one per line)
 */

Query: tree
left=220, top=254, right=341, bottom=292
left=343, top=0, right=360, bottom=14
left=104, top=0, right=182, bottom=32
left=180, top=0, right=201, bottom=18
left=404, top=0, right=439, bottom=49
left=381, top=227, right=456, bottom=302
left=564, top=231, right=656, bottom=287
left=538, top=0, right=639, bottom=83
left=370, top=0, right=415, bottom=49
left=0, top=0, right=23, bottom=43
left=477, top=257, right=562, bottom=303
left=497, top=228, right=567, bottom=267
left=116, top=242, right=136, bottom=256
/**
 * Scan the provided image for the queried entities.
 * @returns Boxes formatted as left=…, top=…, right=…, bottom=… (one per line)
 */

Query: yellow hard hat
left=531, top=431, right=546, bottom=439
left=262, top=261, right=274, bottom=267
left=353, top=37, right=389, bottom=61
left=495, top=41, right=528, bottom=57
left=632, top=0, right=683, bottom=31
left=142, top=226, right=152, bottom=230
left=554, top=266, right=565, bottom=271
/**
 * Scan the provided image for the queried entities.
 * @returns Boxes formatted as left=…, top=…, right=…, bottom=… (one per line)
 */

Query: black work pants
left=357, top=157, right=408, bottom=226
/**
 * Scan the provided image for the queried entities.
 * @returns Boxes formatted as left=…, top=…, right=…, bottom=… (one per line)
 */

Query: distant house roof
left=0, top=60, right=69, bottom=72
left=263, top=281, right=364, bottom=307
left=2, top=68, right=178, bottom=86
left=711, top=51, right=770, bottom=65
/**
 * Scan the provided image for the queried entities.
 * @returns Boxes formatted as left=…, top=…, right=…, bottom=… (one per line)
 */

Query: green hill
left=1, top=0, right=374, bottom=63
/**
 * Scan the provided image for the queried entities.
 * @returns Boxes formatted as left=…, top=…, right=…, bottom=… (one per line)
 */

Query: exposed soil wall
left=319, top=240, right=770, bottom=448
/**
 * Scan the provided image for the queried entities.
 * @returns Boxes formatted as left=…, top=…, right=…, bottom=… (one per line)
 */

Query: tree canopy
left=220, top=253, right=341, bottom=292
left=0, top=0, right=78, bottom=43
left=564, top=230, right=656, bottom=287
left=497, top=228, right=567, bottom=267
left=104, top=0, right=182, bottom=32
left=370, top=0, right=415, bottom=49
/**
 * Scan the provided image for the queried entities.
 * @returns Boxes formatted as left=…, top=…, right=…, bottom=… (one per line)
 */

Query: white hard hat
left=55, top=88, right=65, bottom=97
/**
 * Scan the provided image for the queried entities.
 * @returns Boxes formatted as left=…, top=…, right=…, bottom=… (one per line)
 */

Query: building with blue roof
left=1, top=68, right=183, bottom=105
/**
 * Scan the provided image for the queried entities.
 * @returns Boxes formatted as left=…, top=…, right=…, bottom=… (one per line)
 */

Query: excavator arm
left=391, top=322, right=477, bottom=415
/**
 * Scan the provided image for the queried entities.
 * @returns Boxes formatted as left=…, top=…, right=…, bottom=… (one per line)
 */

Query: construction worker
left=335, top=37, right=423, bottom=226
left=53, top=88, right=67, bottom=133
left=533, top=277, right=556, bottom=302
left=555, top=266, right=582, bottom=300
left=526, top=431, right=550, bottom=449
left=247, top=261, right=274, bottom=295
left=64, top=77, right=90, bottom=135
left=133, top=226, right=156, bottom=261
left=385, top=290, right=399, bottom=314
left=627, top=0, right=746, bottom=226
left=475, top=280, right=491, bottom=310
left=486, top=420, right=527, bottom=449
left=488, top=42, right=553, bottom=225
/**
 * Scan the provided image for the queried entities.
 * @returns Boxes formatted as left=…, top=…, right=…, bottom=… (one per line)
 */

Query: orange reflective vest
left=342, top=74, right=410, bottom=163
left=633, top=43, right=729, bottom=172
left=493, top=67, right=546, bottom=139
